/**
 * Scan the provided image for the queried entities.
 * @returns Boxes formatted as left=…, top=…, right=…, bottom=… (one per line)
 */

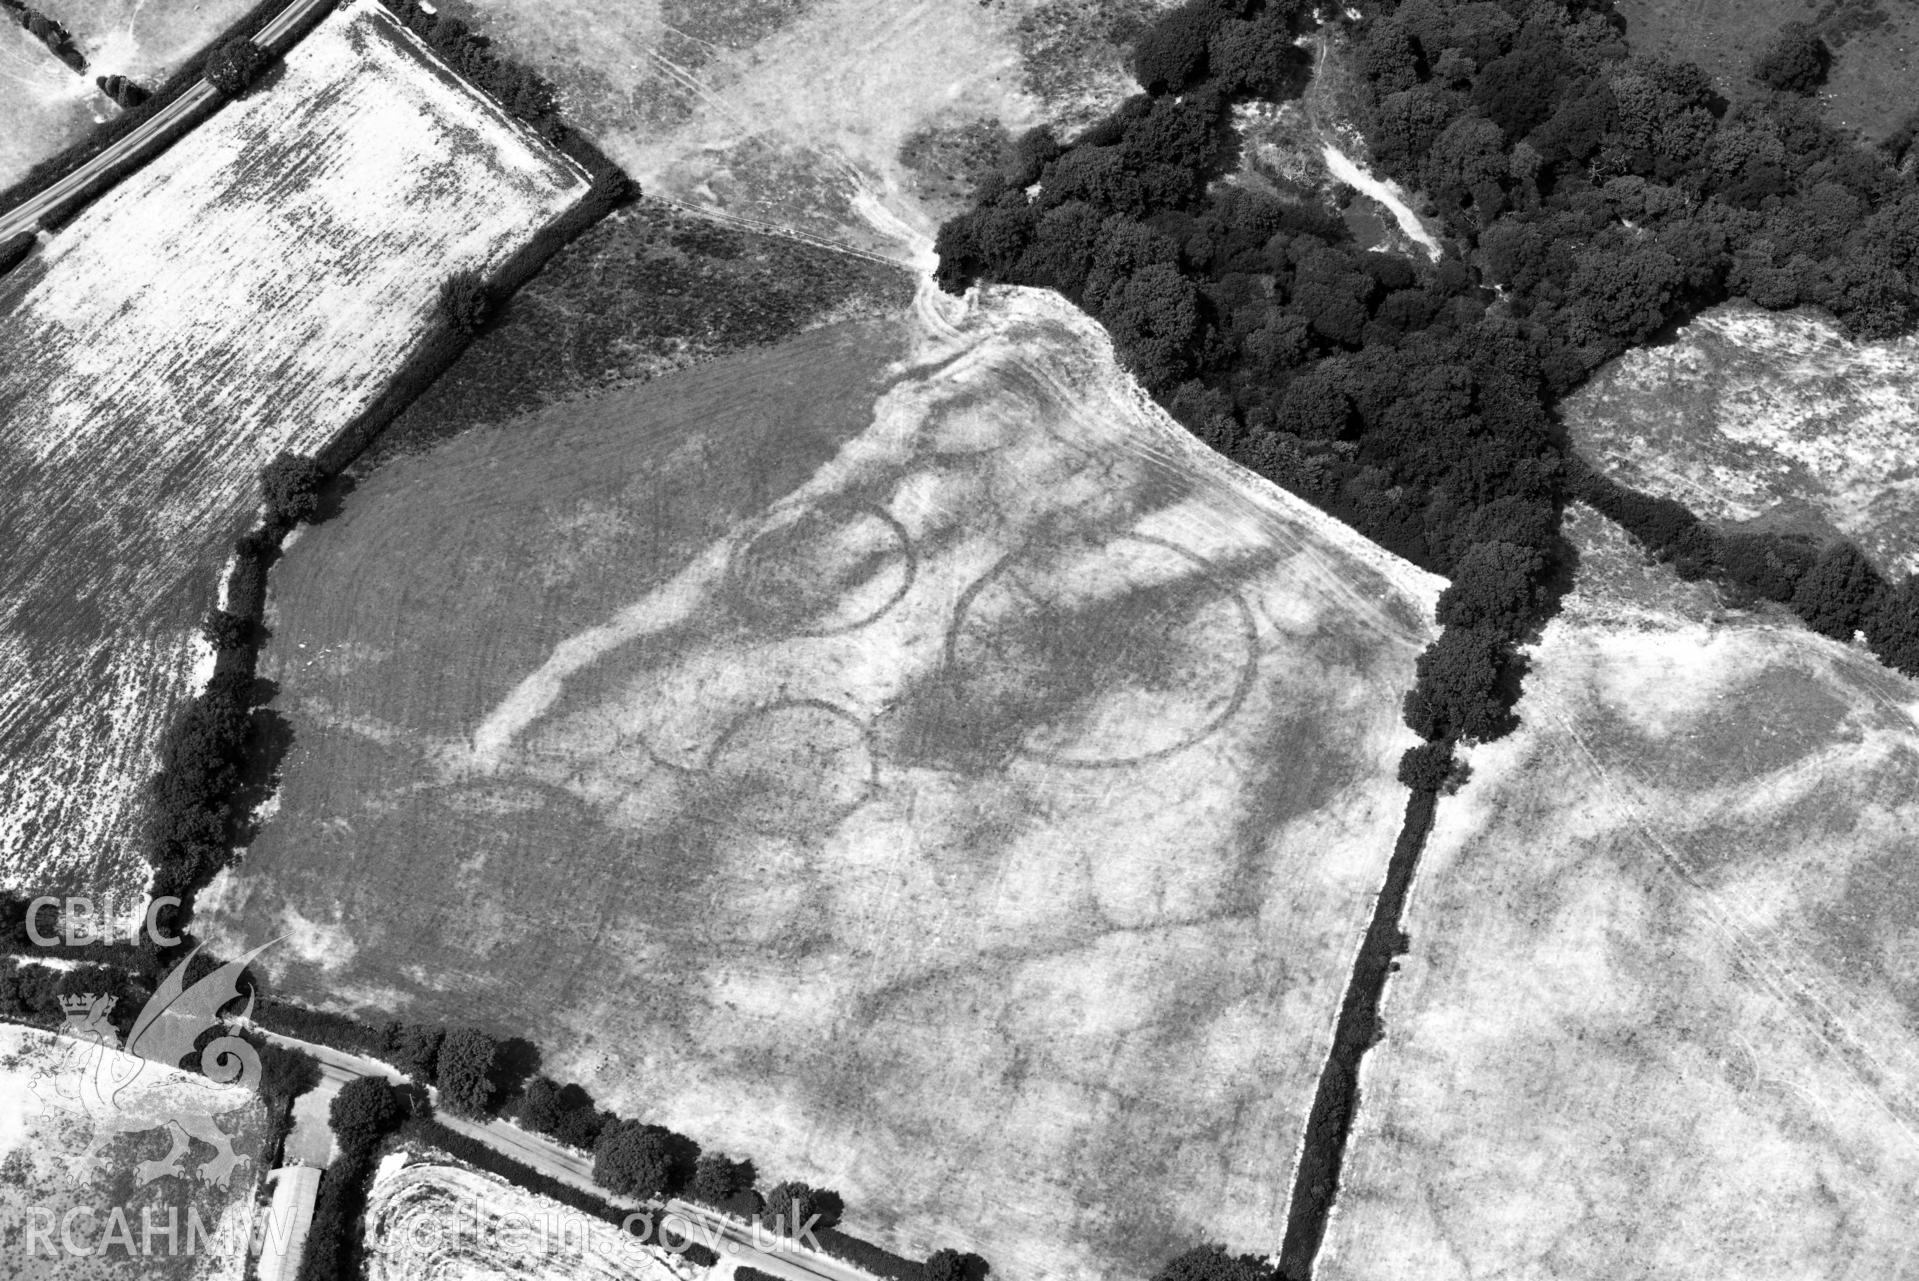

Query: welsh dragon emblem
left=30, top=940, right=278, bottom=1188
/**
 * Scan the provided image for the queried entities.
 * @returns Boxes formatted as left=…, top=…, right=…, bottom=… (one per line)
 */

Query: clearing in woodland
left=0, top=0, right=587, bottom=919
left=1317, top=503, right=1919, bottom=1280
left=1563, top=301, right=1919, bottom=575
left=203, top=285, right=1441, bottom=1281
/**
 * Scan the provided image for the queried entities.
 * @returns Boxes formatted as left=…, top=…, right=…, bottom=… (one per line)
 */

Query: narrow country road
left=255, top=1029, right=887, bottom=1281
left=0, top=0, right=336, bottom=243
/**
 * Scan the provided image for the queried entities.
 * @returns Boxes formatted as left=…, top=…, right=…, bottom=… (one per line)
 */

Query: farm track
left=0, top=0, right=335, bottom=243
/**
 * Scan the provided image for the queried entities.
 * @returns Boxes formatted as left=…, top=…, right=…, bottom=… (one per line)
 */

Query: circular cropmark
left=724, top=503, right=915, bottom=637
left=701, top=699, right=878, bottom=835
left=942, top=534, right=1259, bottom=768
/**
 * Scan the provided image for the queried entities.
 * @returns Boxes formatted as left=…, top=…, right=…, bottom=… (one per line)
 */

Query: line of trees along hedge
left=203, top=38, right=272, bottom=96
left=296, top=1077, right=409, bottom=1281
left=400, top=1116, right=723, bottom=1265
left=257, top=989, right=945, bottom=1279
left=377, top=0, right=560, bottom=134
left=143, top=157, right=633, bottom=941
left=934, top=0, right=1919, bottom=799
left=370, top=0, right=630, bottom=189
left=140, top=451, right=322, bottom=944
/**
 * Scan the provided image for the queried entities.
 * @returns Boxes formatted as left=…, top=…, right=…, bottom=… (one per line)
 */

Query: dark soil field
left=1612, top=0, right=1919, bottom=141
left=1318, top=504, right=1919, bottom=1279
left=363, top=200, right=913, bottom=467
left=204, top=286, right=1441, bottom=1281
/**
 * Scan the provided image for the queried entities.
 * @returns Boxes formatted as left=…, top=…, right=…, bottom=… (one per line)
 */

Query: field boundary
left=132, top=0, right=632, bottom=936
left=1278, top=787, right=1437, bottom=1280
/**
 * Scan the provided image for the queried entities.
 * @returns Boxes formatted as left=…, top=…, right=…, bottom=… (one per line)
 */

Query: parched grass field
left=1316, top=504, right=1919, bottom=1280
left=0, top=0, right=587, bottom=916
left=204, top=285, right=1441, bottom=1279
left=0, top=22, right=112, bottom=190
left=434, top=0, right=1172, bottom=258
left=1563, top=302, right=1919, bottom=575
left=365, top=1159, right=699, bottom=1281
left=0, top=1021, right=272, bottom=1281
left=30, top=0, right=257, bottom=85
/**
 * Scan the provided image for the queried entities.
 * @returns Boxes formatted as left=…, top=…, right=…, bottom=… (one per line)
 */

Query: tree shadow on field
left=231, top=698, right=296, bottom=848
left=310, top=472, right=358, bottom=526
left=490, top=1036, right=542, bottom=1099
left=249, top=59, right=290, bottom=97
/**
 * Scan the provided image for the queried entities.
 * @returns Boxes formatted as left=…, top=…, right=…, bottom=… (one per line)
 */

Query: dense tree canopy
left=935, top=0, right=1919, bottom=778
left=329, top=1077, right=404, bottom=1151
left=439, top=271, right=492, bottom=335
left=203, top=39, right=269, bottom=96
left=762, top=1181, right=844, bottom=1233
left=261, top=451, right=327, bottom=526
left=385, top=1021, right=444, bottom=1085
left=1152, top=1244, right=1275, bottom=1281
left=1752, top=22, right=1831, bottom=95
left=434, top=1027, right=499, bottom=1118
left=691, top=1151, right=755, bottom=1205
left=593, top=1122, right=679, bottom=1200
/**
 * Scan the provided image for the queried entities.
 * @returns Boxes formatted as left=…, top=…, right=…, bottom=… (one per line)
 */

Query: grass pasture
left=30, top=0, right=259, bottom=94
left=1612, top=0, right=1919, bottom=141
left=1317, top=510, right=1919, bottom=1280
left=0, top=22, right=113, bottom=190
left=1562, top=302, right=1919, bottom=575
left=204, top=285, right=1441, bottom=1280
left=0, top=0, right=587, bottom=915
left=0, top=1022, right=272, bottom=1281
left=431, top=0, right=1172, bottom=258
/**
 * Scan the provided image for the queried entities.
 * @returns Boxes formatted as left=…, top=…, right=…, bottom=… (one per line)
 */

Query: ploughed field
left=1318, top=505, right=1919, bottom=1279
left=1565, top=301, right=1919, bottom=575
left=204, top=285, right=1442, bottom=1280
left=0, top=0, right=587, bottom=916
